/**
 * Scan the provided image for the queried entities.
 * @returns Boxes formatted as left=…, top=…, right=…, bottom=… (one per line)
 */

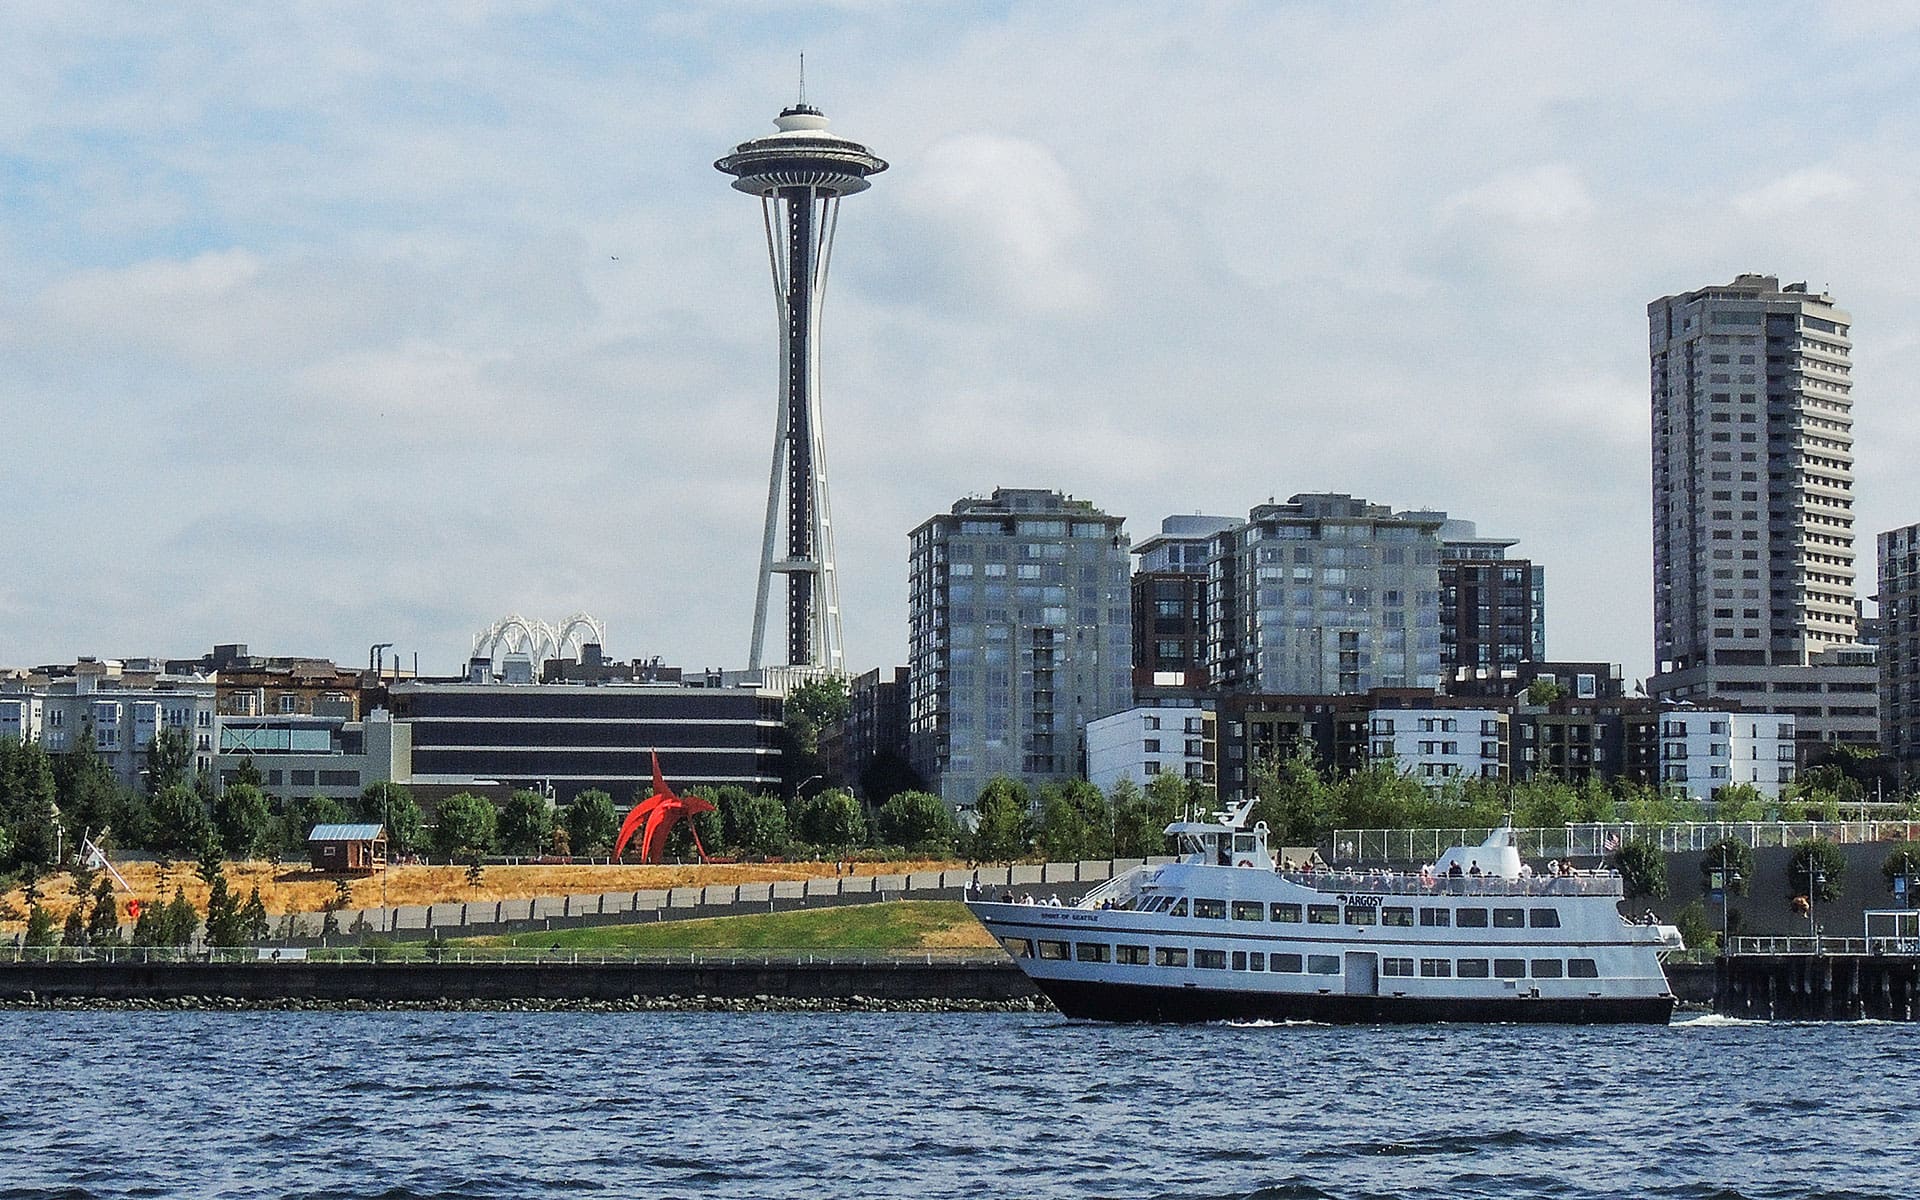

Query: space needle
left=716, top=87, right=886, bottom=675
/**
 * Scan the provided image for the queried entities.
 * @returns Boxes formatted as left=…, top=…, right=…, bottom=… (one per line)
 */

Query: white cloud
left=6, top=4, right=1920, bottom=685
left=896, top=132, right=1097, bottom=313
left=1441, top=164, right=1596, bottom=226
left=1733, top=166, right=1860, bottom=217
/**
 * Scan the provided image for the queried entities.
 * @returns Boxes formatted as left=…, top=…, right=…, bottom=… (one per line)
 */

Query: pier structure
left=1716, top=914, right=1920, bottom=1020
left=716, top=95, right=886, bottom=673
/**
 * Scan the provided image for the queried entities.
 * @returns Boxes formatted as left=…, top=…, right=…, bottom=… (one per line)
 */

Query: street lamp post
left=1713, top=844, right=1741, bottom=954
left=1809, top=866, right=1827, bottom=952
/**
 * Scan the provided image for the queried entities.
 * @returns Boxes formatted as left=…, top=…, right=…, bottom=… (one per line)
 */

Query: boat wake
left=1670, top=1013, right=1767, bottom=1028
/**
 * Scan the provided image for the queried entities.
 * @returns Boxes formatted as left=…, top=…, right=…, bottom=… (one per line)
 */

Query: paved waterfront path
left=284, top=857, right=1175, bottom=942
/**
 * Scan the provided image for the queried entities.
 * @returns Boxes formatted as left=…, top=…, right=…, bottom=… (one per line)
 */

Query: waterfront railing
left=0, top=946, right=1011, bottom=968
left=1727, top=935, right=1920, bottom=957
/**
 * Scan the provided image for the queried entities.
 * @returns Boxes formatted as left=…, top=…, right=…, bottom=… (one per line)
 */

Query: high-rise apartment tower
left=717, top=101, right=886, bottom=673
left=1648, top=275, right=1877, bottom=753
left=1650, top=274, right=1856, bottom=671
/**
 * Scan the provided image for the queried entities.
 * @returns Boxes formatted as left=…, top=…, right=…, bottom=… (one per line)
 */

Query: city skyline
left=6, top=6, right=1920, bottom=684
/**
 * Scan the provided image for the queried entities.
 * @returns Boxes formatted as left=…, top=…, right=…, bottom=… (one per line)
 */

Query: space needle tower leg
left=718, top=101, right=886, bottom=675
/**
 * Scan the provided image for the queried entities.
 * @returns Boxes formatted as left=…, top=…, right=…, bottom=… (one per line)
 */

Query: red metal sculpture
left=613, top=753, right=715, bottom=863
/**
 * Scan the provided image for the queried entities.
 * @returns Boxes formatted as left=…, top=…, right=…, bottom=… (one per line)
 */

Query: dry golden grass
left=1, top=857, right=969, bottom=931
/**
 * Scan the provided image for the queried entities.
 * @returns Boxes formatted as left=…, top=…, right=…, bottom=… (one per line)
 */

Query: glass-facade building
left=908, top=488, right=1133, bottom=809
left=1206, top=494, right=1444, bottom=695
left=389, top=683, right=784, bottom=805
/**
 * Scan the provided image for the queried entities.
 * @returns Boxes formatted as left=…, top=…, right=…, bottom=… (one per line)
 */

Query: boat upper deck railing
left=1268, top=869, right=1623, bottom=898
left=1117, top=864, right=1623, bottom=899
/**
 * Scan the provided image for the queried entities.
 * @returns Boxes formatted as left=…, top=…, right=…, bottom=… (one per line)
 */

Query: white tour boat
left=968, top=802, right=1681, bottom=1023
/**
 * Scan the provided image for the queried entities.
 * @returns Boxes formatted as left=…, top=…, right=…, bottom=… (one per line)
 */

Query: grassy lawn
left=454, top=900, right=995, bottom=952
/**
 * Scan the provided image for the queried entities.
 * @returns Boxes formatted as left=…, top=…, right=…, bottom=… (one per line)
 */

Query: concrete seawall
left=0, top=959, right=1718, bottom=1013
left=0, top=959, right=1042, bottom=1005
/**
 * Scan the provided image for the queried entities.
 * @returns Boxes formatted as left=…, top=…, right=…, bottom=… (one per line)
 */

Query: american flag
left=1603, top=832, right=1622, bottom=852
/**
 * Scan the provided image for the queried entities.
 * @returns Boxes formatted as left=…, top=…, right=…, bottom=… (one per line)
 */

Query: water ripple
left=0, top=1013, right=1915, bottom=1199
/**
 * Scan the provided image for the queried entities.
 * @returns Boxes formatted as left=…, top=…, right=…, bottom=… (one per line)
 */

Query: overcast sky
left=5, top=3, right=1919, bottom=684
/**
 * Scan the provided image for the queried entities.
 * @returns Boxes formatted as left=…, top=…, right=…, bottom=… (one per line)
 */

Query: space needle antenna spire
left=716, top=81, right=886, bottom=675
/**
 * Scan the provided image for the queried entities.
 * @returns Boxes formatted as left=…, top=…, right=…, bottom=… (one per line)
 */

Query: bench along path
left=293, top=859, right=1176, bottom=944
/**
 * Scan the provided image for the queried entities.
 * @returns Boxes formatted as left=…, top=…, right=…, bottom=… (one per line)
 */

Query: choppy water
left=0, top=1010, right=1913, bottom=1199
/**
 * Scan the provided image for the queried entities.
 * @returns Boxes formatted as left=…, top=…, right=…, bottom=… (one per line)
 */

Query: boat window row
left=1138, top=898, right=1562, bottom=929
left=1002, top=938, right=1600, bottom=979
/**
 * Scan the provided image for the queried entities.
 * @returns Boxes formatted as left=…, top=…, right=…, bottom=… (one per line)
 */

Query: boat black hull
left=1033, top=977, right=1674, bottom=1025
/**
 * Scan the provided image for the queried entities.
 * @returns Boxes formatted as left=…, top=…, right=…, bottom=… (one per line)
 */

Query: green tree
left=1033, top=784, right=1092, bottom=862
left=204, top=870, right=247, bottom=947
left=357, top=783, right=424, bottom=856
left=280, top=795, right=350, bottom=856
left=498, top=789, right=553, bottom=855
left=1712, top=783, right=1771, bottom=822
left=1699, top=836, right=1754, bottom=898
left=231, top=757, right=264, bottom=789
left=61, top=905, right=86, bottom=948
left=213, top=782, right=273, bottom=859
left=1788, top=837, right=1845, bottom=903
left=149, top=783, right=212, bottom=855
left=433, top=793, right=497, bottom=857
left=0, top=737, right=62, bottom=870
left=1333, top=763, right=1430, bottom=830
left=86, top=878, right=120, bottom=944
left=239, top=888, right=271, bottom=942
left=875, top=791, right=957, bottom=853
left=1112, top=776, right=1182, bottom=858
left=1672, top=899, right=1718, bottom=953
left=793, top=788, right=866, bottom=848
left=566, top=789, right=619, bottom=856
left=52, top=731, right=123, bottom=848
left=784, top=677, right=851, bottom=751
left=113, top=787, right=154, bottom=851
left=131, top=900, right=162, bottom=947
left=1250, top=745, right=1334, bottom=844
left=1611, top=839, right=1669, bottom=900
left=161, top=887, right=199, bottom=947
left=1510, top=778, right=1585, bottom=830
left=969, top=777, right=1031, bottom=862
left=724, top=792, right=789, bottom=857
left=144, top=726, right=196, bottom=797
left=1882, top=841, right=1920, bottom=902
left=1525, top=678, right=1568, bottom=706
left=24, top=903, right=58, bottom=947
left=197, top=840, right=226, bottom=886
left=1065, top=779, right=1113, bottom=858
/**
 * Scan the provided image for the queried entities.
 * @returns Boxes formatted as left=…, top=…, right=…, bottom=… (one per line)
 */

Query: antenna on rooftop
left=798, top=51, right=806, bottom=106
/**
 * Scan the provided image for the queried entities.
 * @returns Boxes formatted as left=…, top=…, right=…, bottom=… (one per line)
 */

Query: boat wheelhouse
left=968, top=803, right=1679, bottom=1024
